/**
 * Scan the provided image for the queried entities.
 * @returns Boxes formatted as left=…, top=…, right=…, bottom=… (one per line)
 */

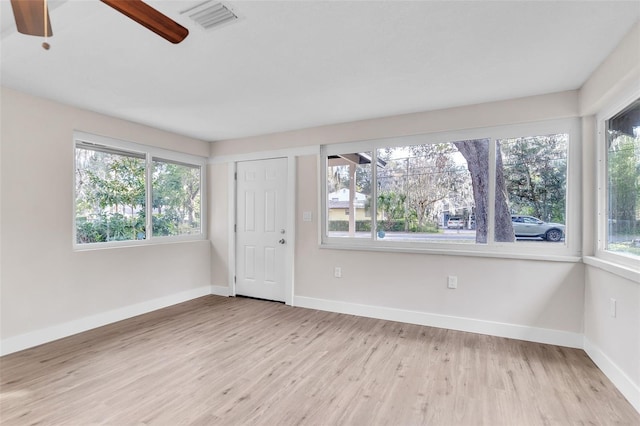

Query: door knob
left=278, top=239, right=286, bottom=244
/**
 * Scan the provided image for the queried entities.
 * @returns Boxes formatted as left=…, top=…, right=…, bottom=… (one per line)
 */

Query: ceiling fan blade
left=100, top=0, right=188, bottom=44
left=10, top=0, right=53, bottom=37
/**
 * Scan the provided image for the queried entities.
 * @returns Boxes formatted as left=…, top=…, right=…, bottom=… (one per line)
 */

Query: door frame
left=228, top=156, right=296, bottom=306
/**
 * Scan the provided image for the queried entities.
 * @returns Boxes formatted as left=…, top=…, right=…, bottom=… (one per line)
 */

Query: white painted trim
left=209, top=145, right=319, bottom=164
left=584, top=337, right=640, bottom=413
left=594, top=85, right=640, bottom=271
left=0, top=286, right=212, bottom=356
left=73, top=234, right=206, bottom=252
left=211, top=285, right=231, bottom=297
left=322, top=118, right=578, bottom=156
left=319, top=117, right=581, bottom=259
left=595, top=83, right=640, bottom=125
left=285, top=156, right=296, bottom=306
left=293, top=296, right=583, bottom=349
left=228, top=162, right=237, bottom=296
left=565, top=118, right=583, bottom=256
left=200, top=157, right=208, bottom=241
left=316, top=154, right=323, bottom=245
left=72, top=134, right=79, bottom=248
left=319, top=242, right=582, bottom=263
left=74, top=131, right=207, bottom=166
left=583, top=256, right=640, bottom=283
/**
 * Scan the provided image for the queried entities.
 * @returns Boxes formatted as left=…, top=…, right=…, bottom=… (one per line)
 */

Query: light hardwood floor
left=1, top=296, right=638, bottom=425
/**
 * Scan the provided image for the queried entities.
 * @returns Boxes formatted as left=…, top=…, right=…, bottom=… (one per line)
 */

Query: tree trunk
left=453, top=140, right=514, bottom=243
left=494, top=143, right=515, bottom=242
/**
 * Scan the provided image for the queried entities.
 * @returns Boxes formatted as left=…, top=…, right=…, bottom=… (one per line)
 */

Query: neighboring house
left=327, top=188, right=370, bottom=221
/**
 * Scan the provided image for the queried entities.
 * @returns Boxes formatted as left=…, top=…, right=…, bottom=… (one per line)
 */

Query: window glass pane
left=75, top=147, right=146, bottom=243
left=152, top=159, right=201, bottom=237
left=497, top=134, right=568, bottom=243
left=606, top=99, right=640, bottom=258
left=376, top=140, right=486, bottom=244
left=326, top=153, right=373, bottom=238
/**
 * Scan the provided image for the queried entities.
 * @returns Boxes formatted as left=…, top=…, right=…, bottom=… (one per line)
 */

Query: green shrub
left=328, top=220, right=440, bottom=234
left=328, top=220, right=372, bottom=232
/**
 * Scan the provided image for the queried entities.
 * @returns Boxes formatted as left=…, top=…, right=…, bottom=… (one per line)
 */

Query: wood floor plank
left=1, top=295, right=638, bottom=425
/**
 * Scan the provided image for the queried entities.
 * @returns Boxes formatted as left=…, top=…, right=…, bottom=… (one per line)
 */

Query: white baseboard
left=584, top=337, right=640, bottom=413
left=211, top=285, right=231, bottom=297
left=293, top=296, right=583, bottom=349
left=0, top=285, right=212, bottom=356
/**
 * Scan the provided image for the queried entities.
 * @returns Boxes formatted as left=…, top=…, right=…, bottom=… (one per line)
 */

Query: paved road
left=329, top=229, right=562, bottom=243
left=380, top=229, right=476, bottom=242
left=329, top=229, right=475, bottom=241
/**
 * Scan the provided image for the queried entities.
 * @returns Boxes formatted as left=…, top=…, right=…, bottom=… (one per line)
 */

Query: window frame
left=73, top=131, right=207, bottom=250
left=320, top=118, right=581, bottom=261
left=595, top=88, right=640, bottom=271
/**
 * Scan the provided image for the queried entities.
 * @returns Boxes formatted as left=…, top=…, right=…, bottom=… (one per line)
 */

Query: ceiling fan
left=10, top=0, right=189, bottom=49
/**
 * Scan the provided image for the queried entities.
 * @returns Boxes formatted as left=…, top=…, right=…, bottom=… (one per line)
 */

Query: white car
left=447, top=217, right=464, bottom=229
left=511, top=215, right=565, bottom=242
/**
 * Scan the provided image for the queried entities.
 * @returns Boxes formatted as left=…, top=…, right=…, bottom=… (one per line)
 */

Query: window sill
left=320, top=241, right=581, bottom=263
left=73, top=235, right=205, bottom=252
left=583, top=256, right=640, bottom=283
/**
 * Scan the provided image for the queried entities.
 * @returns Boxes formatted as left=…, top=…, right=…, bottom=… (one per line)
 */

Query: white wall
left=584, top=268, right=639, bottom=410
left=0, top=88, right=212, bottom=354
left=210, top=90, right=585, bottom=348
left=295, top=154, right=584, bottom=340
left=211, top=90, right=578, bottom=157
left=579, top=22, right=640, bottom=411
left=579, top=23, right=640, bottom=116
left=208, top=162, right=230, bottom=293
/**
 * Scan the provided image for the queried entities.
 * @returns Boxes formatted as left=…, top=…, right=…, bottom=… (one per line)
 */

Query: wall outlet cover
left=447, top=275, right=458, bottom=289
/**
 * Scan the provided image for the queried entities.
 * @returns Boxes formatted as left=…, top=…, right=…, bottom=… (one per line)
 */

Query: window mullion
left=597, top=123, right=606, bottom=253
left=320, top=147, right=328, bottom=242
left=372, top=147, right=378, bottom=240
left=146, top=154, right=153, bottom=240
left=487, top=138, right=497, bottom=245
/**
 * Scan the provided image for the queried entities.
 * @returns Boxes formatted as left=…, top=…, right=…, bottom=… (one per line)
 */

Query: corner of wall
left=0, top=286, right=212, bottom=357
left=579, top=22, right=640, bottom=116
left=584, top=337, right=640, bottom=413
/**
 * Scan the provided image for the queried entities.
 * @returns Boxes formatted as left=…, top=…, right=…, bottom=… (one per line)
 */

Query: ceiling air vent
left=181, top=1, right=237, bottom=30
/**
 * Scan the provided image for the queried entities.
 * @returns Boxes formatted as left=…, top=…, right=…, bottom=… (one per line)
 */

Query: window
left=604, top=98, right=639, bottom=260
left=75, top=145, right=147, bottom=244
left=497, top=134, right=567, bottom=243
left=74, top=133, right=205, bottom=248
left=326, top=152, right=372, bottom=237
left=321, top=119, right=578, bottom=258
left=376, top=140, right=482, bottom=243
left=152, top=159, right=201, bottom=237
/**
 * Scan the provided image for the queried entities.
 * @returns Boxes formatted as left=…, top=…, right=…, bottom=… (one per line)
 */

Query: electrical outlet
left=610, top=298, right=616, bottom=318
left=447, top=275, right=458, bottom=289
left=334, top=267, right=342, bottom=278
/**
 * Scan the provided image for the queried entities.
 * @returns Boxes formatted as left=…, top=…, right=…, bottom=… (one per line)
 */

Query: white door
left=236, top=158, right=288, bottom=302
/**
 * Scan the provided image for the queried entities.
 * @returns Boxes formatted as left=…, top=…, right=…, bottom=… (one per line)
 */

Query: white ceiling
left=1, top=1, right=639, bottom=142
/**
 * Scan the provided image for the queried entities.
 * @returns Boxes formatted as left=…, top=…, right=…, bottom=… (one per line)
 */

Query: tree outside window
left=75, top=147, right=146, bottom=243
left=75, top=142, right=203, bottom=245
left=324, top=132, right=569, bottom=247
left=152, top=159, right=201, bottom=237
left=606, top=99, right=640, bottom=258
